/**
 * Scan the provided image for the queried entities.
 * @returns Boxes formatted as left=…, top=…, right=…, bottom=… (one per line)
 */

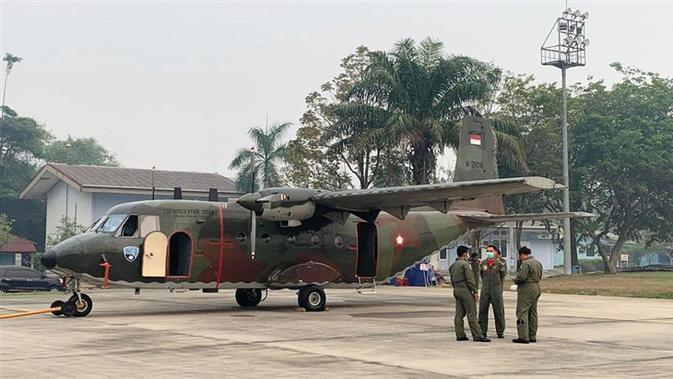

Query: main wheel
left=50, top=300, right=64, bottom=316
left=235, top=289, right=262, bottom=307
left=67, top=293, right=93, bottom=317
left=298, top=285, right=326, bottom=312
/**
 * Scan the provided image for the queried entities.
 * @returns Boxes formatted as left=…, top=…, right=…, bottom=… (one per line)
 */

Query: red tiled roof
left=0, top=236, right=37, bottom=254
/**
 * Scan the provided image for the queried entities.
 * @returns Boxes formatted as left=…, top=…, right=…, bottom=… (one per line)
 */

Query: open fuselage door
left=356, top=223, right=378, bottom=293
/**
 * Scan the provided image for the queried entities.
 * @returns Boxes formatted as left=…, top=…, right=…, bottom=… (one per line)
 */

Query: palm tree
left=229, top=122, right=291, bottom=192
left=2, top=53, right=23, bottom=119
left=344, top=38, right=524, bottom=184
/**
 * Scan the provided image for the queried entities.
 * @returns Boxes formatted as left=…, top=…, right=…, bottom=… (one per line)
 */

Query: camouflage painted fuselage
left=50, top=200, right=467, bottom=290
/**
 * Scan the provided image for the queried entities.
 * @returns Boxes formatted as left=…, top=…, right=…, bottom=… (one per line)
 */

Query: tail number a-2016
left=466, top=160, right=484, bottom=169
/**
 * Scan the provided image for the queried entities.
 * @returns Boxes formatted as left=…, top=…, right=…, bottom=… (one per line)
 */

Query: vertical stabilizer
left=450, top=115, right=504, bottom=214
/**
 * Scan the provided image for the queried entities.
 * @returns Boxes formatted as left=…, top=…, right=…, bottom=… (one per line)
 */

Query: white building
left=433, top=222, right=562, bottom=273
left=20, top=163, right=241, bottom=244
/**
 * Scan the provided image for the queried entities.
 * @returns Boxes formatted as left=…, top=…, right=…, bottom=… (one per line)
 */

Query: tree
left=0, top=213, right=13, bottom=248
left=2, top=53, right=23, bottom=119
left=46, top=216, right=87, bottom=248
left=286, top=46, right=383, bottom=189
left=572, top=65, right=673, bottom=273
left=491, top=75, right=564, bottom=254
left=229, top=122, right=291, bottom=192
left=347, top=38, right=512, bottom=184
left=44, top=136, right=119, bottom=166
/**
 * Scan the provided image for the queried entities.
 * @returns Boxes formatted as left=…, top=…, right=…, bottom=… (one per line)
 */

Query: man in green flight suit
left=512, top=246, right=543, bottom=344
left=449, top=246, right=490, bottom=342
left=478, top=245, right=507, bottom=338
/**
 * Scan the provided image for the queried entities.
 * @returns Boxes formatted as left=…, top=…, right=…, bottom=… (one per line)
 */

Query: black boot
left=456, top=336, right=469, bottom=341
left=512, top=338, right=529, bottom=344
left=474, top=336, right=491, bottom=342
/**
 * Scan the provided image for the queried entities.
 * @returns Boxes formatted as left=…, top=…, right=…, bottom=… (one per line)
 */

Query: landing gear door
left=143, top=231, right=168, bottom=277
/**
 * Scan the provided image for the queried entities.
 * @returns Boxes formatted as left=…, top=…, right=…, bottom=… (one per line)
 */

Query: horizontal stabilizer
left=454, top=211, right=594, bottom=223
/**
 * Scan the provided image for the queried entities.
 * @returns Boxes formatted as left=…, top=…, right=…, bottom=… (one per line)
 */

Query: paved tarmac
left=1, top=287, right=672, bottom=378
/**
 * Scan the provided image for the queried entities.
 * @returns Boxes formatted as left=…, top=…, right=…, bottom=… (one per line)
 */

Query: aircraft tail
left=450, top=115, right=504, bottom=214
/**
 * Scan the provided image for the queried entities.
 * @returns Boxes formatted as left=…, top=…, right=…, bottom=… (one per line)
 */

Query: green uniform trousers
left=479, top=287, right=505, bottom=336
left=516, top=283, right=541, bottom=340
left=454, top=287, right=483, bottom=339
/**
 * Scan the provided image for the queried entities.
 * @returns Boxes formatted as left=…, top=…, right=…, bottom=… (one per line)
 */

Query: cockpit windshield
left=98, top=214, right=127, bottom=233
left=86, top=217, right=106, bottom=232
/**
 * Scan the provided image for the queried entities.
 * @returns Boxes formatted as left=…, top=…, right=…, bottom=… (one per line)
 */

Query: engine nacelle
left=258, top=201, right=316, bottom=222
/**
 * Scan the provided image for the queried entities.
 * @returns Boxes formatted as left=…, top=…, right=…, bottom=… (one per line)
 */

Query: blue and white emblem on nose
left=123, top=246, right=140, bottom=262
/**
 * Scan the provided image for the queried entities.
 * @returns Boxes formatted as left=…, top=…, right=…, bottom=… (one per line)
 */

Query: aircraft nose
left=41, top=250, right=57, bottom=269
left=237, top=192, right=262, bottom=212
left=42, top=238, right=84, bottom=271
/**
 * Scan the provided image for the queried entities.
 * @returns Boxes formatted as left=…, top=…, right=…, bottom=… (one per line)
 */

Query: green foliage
left=0, top=213, right=13, bottom=248
left=47, top=216, right=87, bottom=248
left=347, top=38, right=505, bottom=184
left=43, top=136, right=119, bottom=166
left=230, top=122, right=291, bottom=192
left=572, top=65, right=673, bottom=273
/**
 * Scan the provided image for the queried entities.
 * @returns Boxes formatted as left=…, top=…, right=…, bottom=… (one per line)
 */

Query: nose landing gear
left=51, top=279, right=94, bottom=317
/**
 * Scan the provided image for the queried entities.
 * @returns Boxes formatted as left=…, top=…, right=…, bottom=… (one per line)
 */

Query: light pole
left=541, top=8, right=589, bottom=275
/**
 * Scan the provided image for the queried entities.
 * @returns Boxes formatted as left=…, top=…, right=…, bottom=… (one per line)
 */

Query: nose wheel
left=67, top=293, right=93, bottom=317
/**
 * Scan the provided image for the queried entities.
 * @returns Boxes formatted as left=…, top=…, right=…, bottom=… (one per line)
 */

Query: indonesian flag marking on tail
left=469, top=133, right=482, bottom=146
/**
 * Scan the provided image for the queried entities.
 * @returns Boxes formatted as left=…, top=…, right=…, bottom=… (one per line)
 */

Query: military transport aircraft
left=41, top=115, right=589, bottom=317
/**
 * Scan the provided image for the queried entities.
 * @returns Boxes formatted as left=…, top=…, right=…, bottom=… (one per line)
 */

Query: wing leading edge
left=311, top=176, right=561, bottom=218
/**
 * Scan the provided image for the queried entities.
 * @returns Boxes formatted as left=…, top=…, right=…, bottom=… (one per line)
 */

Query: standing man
left=478, top=245, right=507, bottom=338
left=512, top=246, right=543, bottom=344
left=449, top=246, right=490, bottom=342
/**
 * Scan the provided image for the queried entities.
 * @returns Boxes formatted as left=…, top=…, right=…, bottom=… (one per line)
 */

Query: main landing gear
left=297, top=285, right=326, bottom=312
left=235, top=289, right=263, bottom=308
left=51, top=279, right=94, bottom=317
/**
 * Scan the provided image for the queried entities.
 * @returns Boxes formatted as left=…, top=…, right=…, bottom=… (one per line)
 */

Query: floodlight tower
left=541, top=8, right=589, bottom=275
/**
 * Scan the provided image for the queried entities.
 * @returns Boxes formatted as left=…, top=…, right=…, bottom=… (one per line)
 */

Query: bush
left=579, top=259, right=604, bottom=273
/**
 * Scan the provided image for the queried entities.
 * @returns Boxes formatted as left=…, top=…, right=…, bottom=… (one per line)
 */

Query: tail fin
left=450, top=115, right=504, bottom=214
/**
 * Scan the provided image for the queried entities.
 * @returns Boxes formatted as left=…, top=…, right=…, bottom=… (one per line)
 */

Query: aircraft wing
left=311, top=176, right=561, bottom=218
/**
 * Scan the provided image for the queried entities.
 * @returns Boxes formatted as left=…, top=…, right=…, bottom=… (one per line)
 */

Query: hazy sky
left=2, top=0, right=672, bottom=177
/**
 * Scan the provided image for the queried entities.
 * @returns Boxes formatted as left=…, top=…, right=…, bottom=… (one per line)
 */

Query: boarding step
left=356, top=276, right=377, bottom=294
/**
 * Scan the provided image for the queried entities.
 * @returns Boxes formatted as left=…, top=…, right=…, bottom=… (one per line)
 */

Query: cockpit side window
left=98, top=214, right=127, bottom=233
left=120, top=215, right=139, bottom=237
left=139, top=215, right=160, bottom=238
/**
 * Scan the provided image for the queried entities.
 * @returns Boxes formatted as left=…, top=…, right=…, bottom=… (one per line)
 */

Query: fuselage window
left=98, top=214, right=127, bottom=233
left=310, top=234, right=321, bottom=247
left=139, top=215, right=160, bottom=238
left=334, top=235, right=344, bottom=248
left=235, top=232, right=246, bottom=244
left=168, top=232, right=191, bottom=277
left=120, top=215, right=139, bottom=237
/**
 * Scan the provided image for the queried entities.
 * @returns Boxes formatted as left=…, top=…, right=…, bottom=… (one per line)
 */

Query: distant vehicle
left=0, top=266, right=65, bottom=293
